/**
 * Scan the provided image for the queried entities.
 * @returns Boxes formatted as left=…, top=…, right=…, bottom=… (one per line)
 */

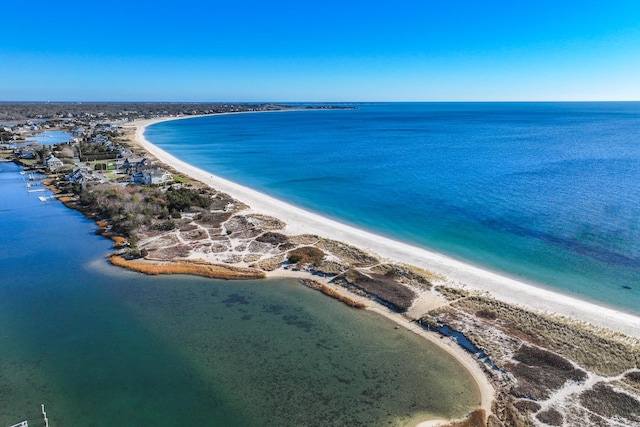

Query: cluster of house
left=117, top=156, right=174, bottom=185
left=6, top=118, right=175, bottom=188
left=62, top=154, right=173, bottom=187
left=3, top=122, right=50, bottom=136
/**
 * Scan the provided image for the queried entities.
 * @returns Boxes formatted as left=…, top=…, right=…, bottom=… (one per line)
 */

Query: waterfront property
left=44, top=154, right=63, bottom=171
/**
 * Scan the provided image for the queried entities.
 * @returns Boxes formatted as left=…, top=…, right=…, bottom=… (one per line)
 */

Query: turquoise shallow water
left=0, top=162, right=478, bottom=426
left=146, top=102, right=640, bottom=314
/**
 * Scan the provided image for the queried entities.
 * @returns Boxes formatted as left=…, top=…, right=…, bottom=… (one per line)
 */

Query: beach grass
left=300, top=279, right=366, bottom=309
left=450, top=296, right=638, bottom=376
left=108, top=255, right=266, bottom=279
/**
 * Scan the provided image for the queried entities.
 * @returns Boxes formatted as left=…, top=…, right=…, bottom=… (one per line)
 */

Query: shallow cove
left=0, top=162, right=479, bottom=426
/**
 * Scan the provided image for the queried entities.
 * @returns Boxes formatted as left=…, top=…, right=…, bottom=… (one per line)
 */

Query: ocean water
left=146, top=102, right=640, bottom=314
left=0, top=162, right=478, bottom=426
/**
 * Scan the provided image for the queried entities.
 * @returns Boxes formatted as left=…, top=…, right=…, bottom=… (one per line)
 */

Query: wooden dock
left=7, top=403, right=49, bottom=427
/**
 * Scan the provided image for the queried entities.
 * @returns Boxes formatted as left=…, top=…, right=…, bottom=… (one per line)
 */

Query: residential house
left=123, top=156, right=148, bottom=174
left=66, top=167, right=91, bottom=184
left=16, top=146, right=36, bottom=159
left=130, top=167, right=173, bottom=185
left=45, top=154, right=64, bottom=171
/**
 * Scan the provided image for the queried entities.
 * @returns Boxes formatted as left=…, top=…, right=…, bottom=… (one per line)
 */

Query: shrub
left=287, top=246, right=324, bottom=265
left=536, top=408, right=563, bottom=426
left=154, top=220, right=176, bottom=231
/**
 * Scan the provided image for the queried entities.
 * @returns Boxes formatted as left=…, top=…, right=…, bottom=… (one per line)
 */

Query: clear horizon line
left=1, top=99, right=640, bottom=104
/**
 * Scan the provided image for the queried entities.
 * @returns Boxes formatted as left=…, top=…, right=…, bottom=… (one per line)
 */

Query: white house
left=144, top=169, right=173, bottom=185
left=45, top=154, right=64, bottom=171
left=130, top=167, right=173, bottom=185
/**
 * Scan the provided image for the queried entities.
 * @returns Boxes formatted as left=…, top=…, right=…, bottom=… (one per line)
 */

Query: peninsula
left=3, top=103, right=639, bottom=427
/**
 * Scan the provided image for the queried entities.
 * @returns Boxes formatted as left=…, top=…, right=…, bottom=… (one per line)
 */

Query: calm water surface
left=27, top=130, right=72, bottom=145
left=146, top=103, right=640, bottom=313
left=0, top=162, right=478, bottom=426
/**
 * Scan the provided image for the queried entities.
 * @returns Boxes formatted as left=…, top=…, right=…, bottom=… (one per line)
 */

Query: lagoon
left=0, top=161, right=478, bottom=426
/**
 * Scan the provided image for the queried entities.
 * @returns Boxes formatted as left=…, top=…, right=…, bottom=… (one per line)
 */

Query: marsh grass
left=301, top=279, right=366, bottom=309
left=332, top=269, right=416, bottom=312
left=108, top=255, right=265, bottom=279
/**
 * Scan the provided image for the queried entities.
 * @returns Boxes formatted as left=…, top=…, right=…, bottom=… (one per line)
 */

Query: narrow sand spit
left=132, top=116, right=640, bottom=339
left=123, top=114, right=640, bottom=426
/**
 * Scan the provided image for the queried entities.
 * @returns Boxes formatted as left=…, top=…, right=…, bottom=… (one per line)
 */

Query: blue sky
left=2, top=1, right=639, bottom=101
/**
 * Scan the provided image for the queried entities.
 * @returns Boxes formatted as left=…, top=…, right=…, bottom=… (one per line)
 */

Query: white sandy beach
left=132, top=115, right=640, bottom=340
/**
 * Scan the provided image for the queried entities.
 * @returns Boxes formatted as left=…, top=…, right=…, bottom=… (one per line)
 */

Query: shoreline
left=117, top=112, right=640, bottom=426
left=7, top=104, right=640, bottom=425
left=133, top=115, right=640, bottom=339
left=129, top=115, right=494, bottom=424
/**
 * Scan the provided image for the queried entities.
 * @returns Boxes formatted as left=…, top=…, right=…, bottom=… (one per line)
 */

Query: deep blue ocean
left=146, top=102, right=640, bottom=314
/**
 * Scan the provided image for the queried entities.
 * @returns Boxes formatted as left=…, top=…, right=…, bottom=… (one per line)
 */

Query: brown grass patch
left=316, top=238, right=379, bottom=267
left=110, top=235, right=127, bottom=247
left=580, top=382, right=640, bottom=423
left=535, top=408, right=563, bottom=426
left=370, top=263, right=433, bottom=289
left=287, top=246, right=325, bottom=265
left=513, top=400, right=541, bottom=413
left=256, top=231, right=289, bottom=246
left=623, top=371, right=640, bottom=393
left=301, top=279, right=365, bottom=309
left=246, top=214, right=286, bottom=230
left=288, top=234, right=320, bottom=245
left=312, top=260, right=347, bottom=276
left=452, top=296, right=638, bottom=376
left=435, top=285, right=469, bottom=301
left=440, top=409, right=486, bottom=427
left=332, top=269, right=416, bottom=312
left=109, top=255, right=265, bottom=279
left=506, top=345, right=587, bottom=400
left=253, top=255, right=284, bottom=271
